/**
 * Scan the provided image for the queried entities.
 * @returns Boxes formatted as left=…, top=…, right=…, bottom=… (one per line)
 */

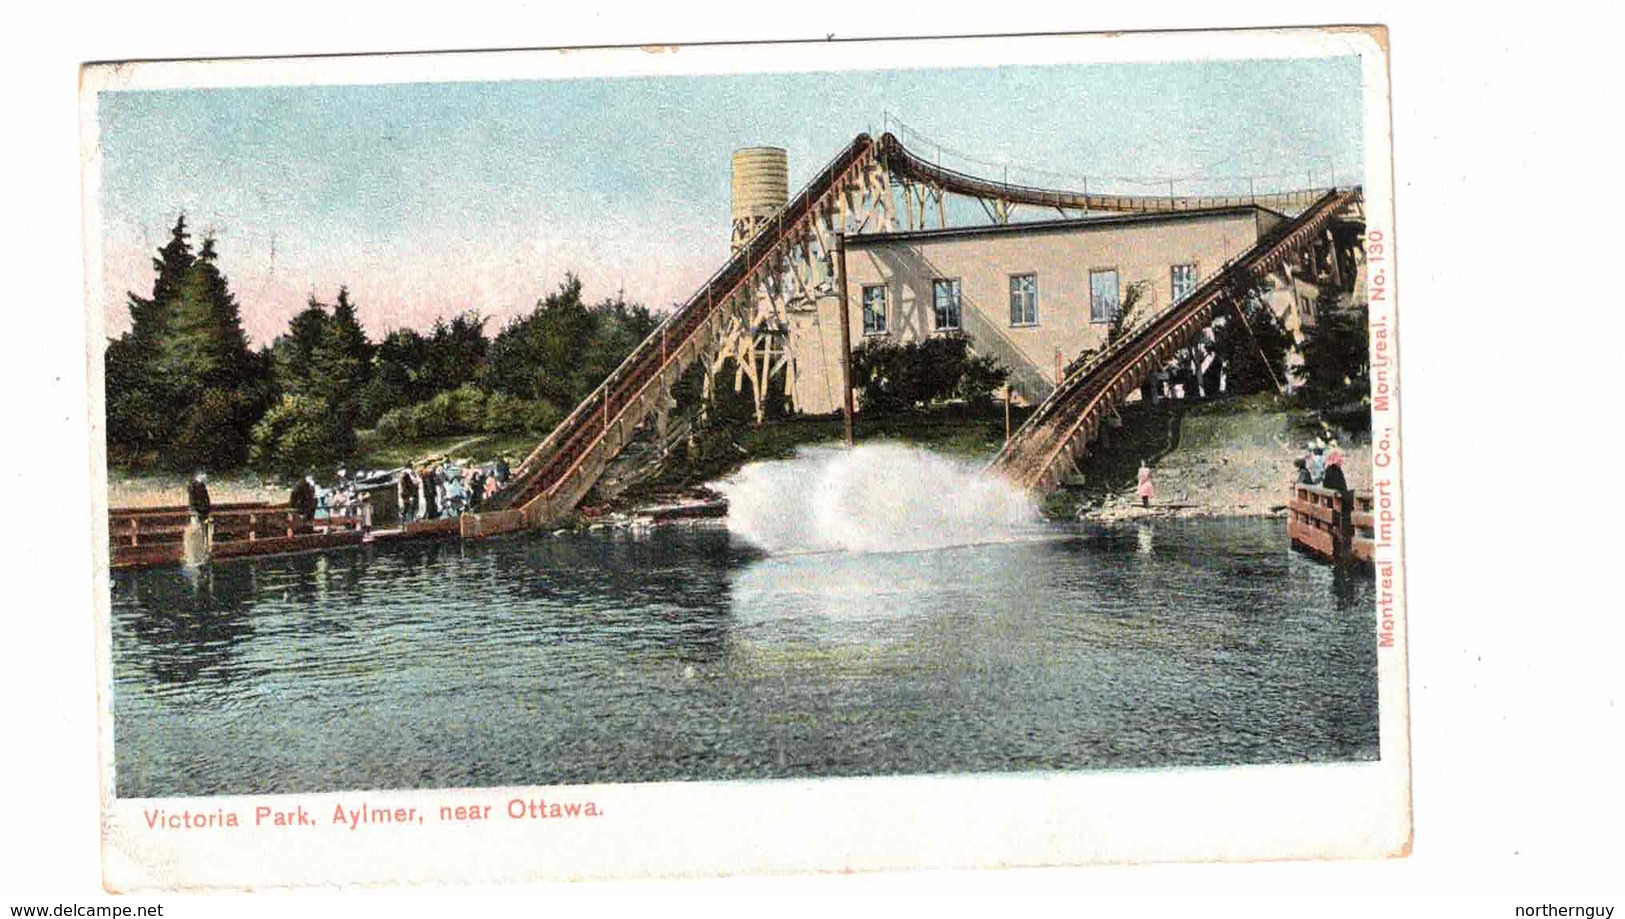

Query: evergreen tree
left=1293, top=288, right=1370, bottom=413
left=316, top=286, right=374, bottom=429
left=153, top=235, right=260, bottom=468
left=107, top=218, right=261, bottom=468
left=1211, top=283, right=1293, bottom=396
left=194, top=237, right=253, bottom=385
left=482, top=274, right=593, bottom=405
left=108, top=215, right=197, bottom=462
left=126, top=215, right=196, bottom=350
left=269, top=287, right=374, bottom=431
left=271, top=297, right=334, bottom=400
left=423, top=311, right=488, bottom=394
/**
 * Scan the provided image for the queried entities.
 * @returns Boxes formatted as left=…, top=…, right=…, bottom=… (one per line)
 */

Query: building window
left=932, top=278, right=962, bottom=331
left=861, top=284, right=888, bottom=335
left=1009, top=274, right=1038, bottom=326
left=1090, top=269, right=1120, bottom=323
left=1171, top=263, right=1197, bottom=302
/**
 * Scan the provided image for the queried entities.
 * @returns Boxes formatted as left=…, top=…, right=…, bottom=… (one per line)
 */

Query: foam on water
left=716, top=442, right=1039, bottom=555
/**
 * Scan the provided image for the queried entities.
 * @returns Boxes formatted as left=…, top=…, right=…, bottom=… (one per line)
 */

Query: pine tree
left=1293, top=288, right=1370, bottom=412
left=108, top=215, right=197, bottom=464
left=272, top=297, right=335, bottom=400
left=107, top=220, right=264, bottom=469
left=318, top=286, right=374, bottom=428
left=194, top=236, right=253, bottom=385
left=125, top=215, right=195, bottom=350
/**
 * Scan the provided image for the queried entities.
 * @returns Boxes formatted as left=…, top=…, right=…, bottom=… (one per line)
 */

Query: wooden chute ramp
left=987, top=187, right=1364, bottom=492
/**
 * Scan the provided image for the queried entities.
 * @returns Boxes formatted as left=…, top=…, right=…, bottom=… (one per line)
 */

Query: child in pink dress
left=1136, top=461, right=1155, bottom=508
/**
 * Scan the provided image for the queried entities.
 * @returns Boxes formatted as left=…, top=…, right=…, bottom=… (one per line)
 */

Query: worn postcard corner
left=82, top=26, right=1408, bottom=890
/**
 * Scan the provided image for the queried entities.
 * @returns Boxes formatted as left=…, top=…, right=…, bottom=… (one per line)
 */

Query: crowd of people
left=280, top=456, right=514, bottom=528
left=392, top=456, right=511, bottom=523
left=1293, top=438, right=1348, bottom=496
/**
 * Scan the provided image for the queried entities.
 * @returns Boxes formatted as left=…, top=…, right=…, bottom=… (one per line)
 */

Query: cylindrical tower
left=731, top=146, right=788, bottom=250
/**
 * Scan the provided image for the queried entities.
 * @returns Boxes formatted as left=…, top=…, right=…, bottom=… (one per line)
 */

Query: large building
left=784, top=205, right=1295, bottom=415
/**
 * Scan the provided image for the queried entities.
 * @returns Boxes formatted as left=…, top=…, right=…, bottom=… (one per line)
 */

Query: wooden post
left=1004, top=384, right=1012, bottom=445
left=835, top=231, right=855, bottom=448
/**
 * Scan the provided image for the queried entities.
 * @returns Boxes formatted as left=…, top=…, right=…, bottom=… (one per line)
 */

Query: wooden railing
left=109, top=503, right=364, bottom=568
left=1287, top=484, right=1374, bottom=564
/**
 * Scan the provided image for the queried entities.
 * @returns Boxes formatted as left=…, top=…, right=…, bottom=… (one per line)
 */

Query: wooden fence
left=109, top=503, right=364, bottom=569
left=1287, top=484, right=1375, bottom=565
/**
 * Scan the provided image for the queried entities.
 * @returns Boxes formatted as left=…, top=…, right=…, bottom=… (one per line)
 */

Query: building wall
left=786, top=208, right=1277, bottom=415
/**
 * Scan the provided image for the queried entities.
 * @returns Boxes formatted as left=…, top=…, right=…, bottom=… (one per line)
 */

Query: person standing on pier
left=467, top=467, right=486, bottom=513
left=421, top=466, right=440, bottom=520
left=398, top=469, right=419, bottom=522
left=290, top=474, right=317, bottom=520
left=187, top=470, right=212, bottom=521
left=1321, top=449, right=1354, bottom=556
left=1136, top=461, right=1155, bottom=509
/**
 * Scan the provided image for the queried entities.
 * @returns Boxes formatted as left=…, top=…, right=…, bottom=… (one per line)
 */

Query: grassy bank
left=1049, top=392, right=1372, bottom=520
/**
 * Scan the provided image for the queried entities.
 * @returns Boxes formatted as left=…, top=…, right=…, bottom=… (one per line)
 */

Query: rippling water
left=110, top=516, right=1378, bottom=798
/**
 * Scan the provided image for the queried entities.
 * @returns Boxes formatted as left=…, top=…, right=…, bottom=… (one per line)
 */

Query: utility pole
left=1004, top=384, right=1012, bottom=445
left=835, top=231, right=855, bottom=447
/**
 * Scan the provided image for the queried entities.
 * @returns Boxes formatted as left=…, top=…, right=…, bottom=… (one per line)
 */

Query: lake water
left=111, top=455, right=1379, bottom=798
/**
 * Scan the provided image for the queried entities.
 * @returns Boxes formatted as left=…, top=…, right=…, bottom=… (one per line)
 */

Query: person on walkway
left=444, top=466, right=465, bottom=516
left=1321, top=449, right=1354, bottom=557
left=1294, top=457, right=1314, bottom=485
left=1136, top=461, right=1155, bottom=509
left=1307, top=442, right=1327, bottom=484
left=187, top=470, right=212, bottom=521
left=1325, top=440, right=1345, bottom=471
left=398, top=469, right=418, bottom=522
left=421, top=466, right=440, bottom=520
left=290, top=474, right=317, bottom=519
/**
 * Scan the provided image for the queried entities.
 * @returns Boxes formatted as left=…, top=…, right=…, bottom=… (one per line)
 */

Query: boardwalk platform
left=109, top=503, right=365, bottom=569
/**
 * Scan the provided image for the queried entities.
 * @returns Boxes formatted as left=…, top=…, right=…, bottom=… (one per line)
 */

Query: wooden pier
left=109, top=503, right=365, bottom=569
left=1287, top=484, right=1375, bottom=565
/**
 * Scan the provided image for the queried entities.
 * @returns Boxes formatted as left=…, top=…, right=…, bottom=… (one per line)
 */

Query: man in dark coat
left=1320, top=454, right=1354, bottom=557
left=421, top=467, right=440, bottom=520
left=187, top=470, right=212, bottom=520
left=398, top=470, right=418, bottom=522
left=290, top=475, right=318, bottom=519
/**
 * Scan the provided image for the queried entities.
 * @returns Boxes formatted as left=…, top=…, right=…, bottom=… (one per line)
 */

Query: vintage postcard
left=81, top=27, right=1408, bottom=889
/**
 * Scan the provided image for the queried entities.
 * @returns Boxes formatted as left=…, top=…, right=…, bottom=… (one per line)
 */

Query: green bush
left=249, top=394, right=353, bottom=475
left=851, top=334, right=1008, bottom=415
left=169, top=387, right=258, bottom=471
left=373, top=386, right=565, bottom=442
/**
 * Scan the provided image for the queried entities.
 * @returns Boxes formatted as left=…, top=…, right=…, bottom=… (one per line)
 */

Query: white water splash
left=716, top=443, right=1039, bottom=555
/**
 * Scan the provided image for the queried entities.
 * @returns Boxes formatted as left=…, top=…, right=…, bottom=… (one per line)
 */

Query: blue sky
left=97, top=56, right=1363, bottom=344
